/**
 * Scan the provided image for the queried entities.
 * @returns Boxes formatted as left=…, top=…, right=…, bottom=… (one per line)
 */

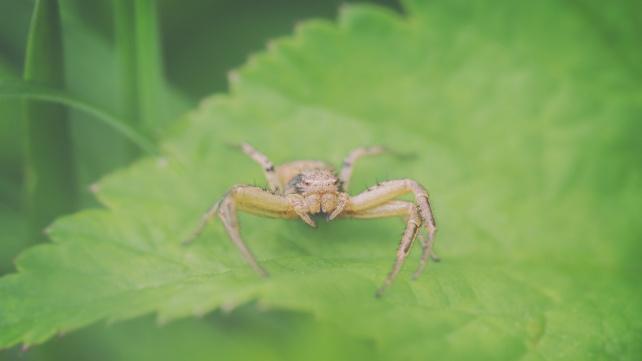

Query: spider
left=184, top=143, right=438, bottom=297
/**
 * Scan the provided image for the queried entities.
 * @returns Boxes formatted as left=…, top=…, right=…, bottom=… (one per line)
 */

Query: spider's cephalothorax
left=285, top=169, right=345, bottom=220
left=185, top=143, right=438, bottom=297
left=286, top=169, right=341, bottom=196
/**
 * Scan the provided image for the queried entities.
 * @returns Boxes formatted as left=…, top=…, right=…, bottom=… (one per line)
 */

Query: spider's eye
left=303, top=180, right=310, bottom=186
left=334, top=179, right=340, bottom=185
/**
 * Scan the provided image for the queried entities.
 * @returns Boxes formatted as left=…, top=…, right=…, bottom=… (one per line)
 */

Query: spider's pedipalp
left=286, top=193, right=318, bottom=228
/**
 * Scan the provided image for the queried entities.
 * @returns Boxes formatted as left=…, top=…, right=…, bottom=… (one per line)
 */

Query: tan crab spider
left=184, top=143, right=438, bottom=297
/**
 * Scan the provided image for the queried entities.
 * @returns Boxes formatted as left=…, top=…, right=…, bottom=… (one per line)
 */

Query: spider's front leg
left=340, top=146, right=415, bottom=192
left=348, top=179, right=437, bottom=296
left=239, top=143, right=281, bottom=192
left=340, top=146, right=389, bottom=192
left=348, top=200, right=422, bottom=297
left=184, top=185, right=298, bottom=277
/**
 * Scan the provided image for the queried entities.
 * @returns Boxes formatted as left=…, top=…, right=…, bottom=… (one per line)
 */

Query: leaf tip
left=156, top=316, right=168, bottom=327
left=255, top=299, right=269, bottom=312
left=227, top=70, right=240, bottom=85
left=339, top=2, right=350, bottom=13
left=156, top=157, right=168, bottom=168
left=221, top=300, right=236, bottom=314
left=266, top=40, right=277, bottom=51
left=192, top=307, right=206, bottom=318
left=89, top=182, right=100, bottom=194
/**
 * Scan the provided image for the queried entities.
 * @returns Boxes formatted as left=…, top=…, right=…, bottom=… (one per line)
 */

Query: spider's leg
left=411, top=222, right=437, bottom=280
left=188, top=185, right=297, bottom=277
left=217, top=191, right=268, bottom=277
left=183, top=200, right=221, bottom=245
left=430, top=251, right=440, bottom=262
left=348, top=179, right=437, bottom=293
left=402, top=218, right=440, bottom=269
left=346, top=200, right=423, bottom=297
left=240, top=143, right=282, bottom=192
left=412, top=227, right=440, bottom=262
left=339, top=146, right=389, bottom=192
left=340, top=146, right=415, bottom=192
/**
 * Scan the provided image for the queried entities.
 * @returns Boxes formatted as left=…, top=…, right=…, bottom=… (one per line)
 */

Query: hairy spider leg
left=187, top=185, right=299, bottom=276
left=413, top=192, right=437, bottom=279
left=345, top=200, right=420, bottom=296
left=240, top=143, right=334, bottom=195
left=346, top=179, right=437, bottom=296
left=402, top=216, right=440, bottom=270
left=339, top=146, right=389, bottom=192
left=240, top=143, right=281, bottom=192
left=183, top=201, right=221, bottom=245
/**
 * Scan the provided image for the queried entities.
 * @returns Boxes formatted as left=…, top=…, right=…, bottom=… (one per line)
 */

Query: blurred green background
left=0, top=0, right=397, bottom=360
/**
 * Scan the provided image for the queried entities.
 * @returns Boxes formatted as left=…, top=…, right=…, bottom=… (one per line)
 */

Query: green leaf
left=0, top=79, right=158, bottom=155
left=22, top=0, right=76, bottom=241
left=2, top=1, right=641, bottom=359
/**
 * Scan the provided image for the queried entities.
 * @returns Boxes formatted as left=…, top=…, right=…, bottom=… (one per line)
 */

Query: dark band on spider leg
left=340, top=162, right=352, bottom=176
left=265, top=165, right=275, bottom=172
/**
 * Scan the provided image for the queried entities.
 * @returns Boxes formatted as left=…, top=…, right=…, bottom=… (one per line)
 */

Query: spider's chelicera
left=184, top=143, right=438, bottom=297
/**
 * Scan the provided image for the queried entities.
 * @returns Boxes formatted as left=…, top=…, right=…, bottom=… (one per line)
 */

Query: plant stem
left=23, top=0, right=75, bottom=241
left=113, top=0, right=140, bottom=160
left=135, top=0, right=164, bottom=132
left=113, top=0, right=166, bottom=135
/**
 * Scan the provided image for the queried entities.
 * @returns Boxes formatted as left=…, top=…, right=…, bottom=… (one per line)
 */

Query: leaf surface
left=1, top=1, right=641, bottom=359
